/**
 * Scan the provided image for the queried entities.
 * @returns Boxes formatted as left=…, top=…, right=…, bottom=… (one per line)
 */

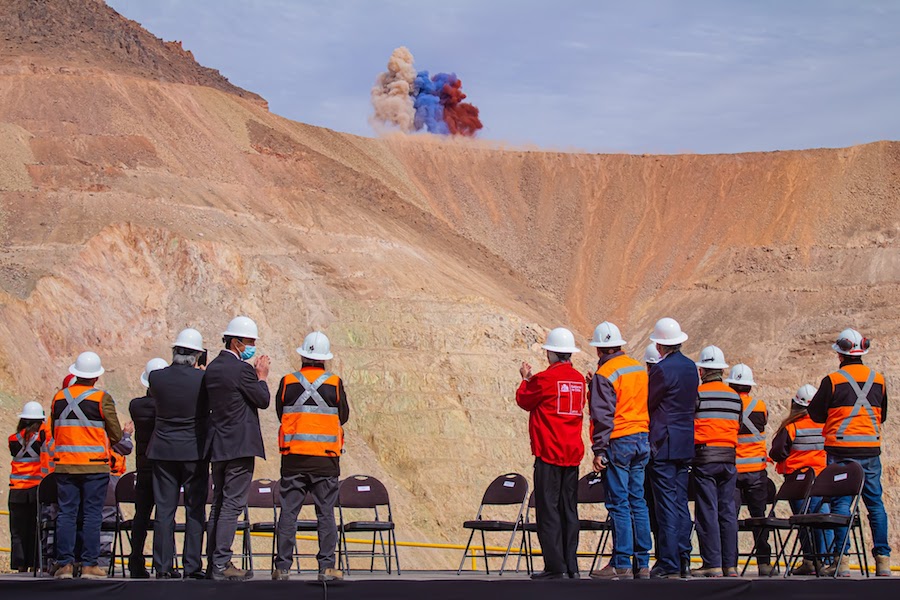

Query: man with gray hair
left=148, top=328, right=210, bottom=579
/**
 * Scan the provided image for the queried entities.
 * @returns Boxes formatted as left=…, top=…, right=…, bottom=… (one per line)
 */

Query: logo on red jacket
left=557, top=380, right=585, bottom=415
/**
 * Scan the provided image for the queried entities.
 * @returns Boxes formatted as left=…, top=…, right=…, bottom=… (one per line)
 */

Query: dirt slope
left=1, top=0, right=899, bottom=569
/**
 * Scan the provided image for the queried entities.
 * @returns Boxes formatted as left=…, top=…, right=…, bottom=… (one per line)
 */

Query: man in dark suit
left=147, top=329, right=210, bottom=579
left=127, top=357, right=167, bottom=578
left=646, top=318, right=698, bottom=579
left=204, top=316, right=270, bottom=581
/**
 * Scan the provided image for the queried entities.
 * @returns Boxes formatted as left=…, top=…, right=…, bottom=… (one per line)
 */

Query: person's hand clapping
left=255, top=355, right=271, bottom=380
left=519, top=361, right=533, bottom=381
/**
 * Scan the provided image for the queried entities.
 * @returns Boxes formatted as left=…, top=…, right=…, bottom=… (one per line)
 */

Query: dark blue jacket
left=648, top=350, right=698, bottom=461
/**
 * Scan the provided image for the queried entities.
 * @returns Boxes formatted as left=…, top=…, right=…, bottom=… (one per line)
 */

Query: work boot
left=691, top=565, right=723, bottom=578
left=81, top=565, right=107, bottom=579
left=823, top=560, right=851, bottom=578
left=634, top=567, right=651, bottom=580
left=757, top=563, right=775, bottom=577
left=590, top=564, right=631, bottom=580
left=318, top=568, right=343, bottom=582
left=875, top=555, right=891, bottom=577
left=210, top=562, right=253, bottom=581
left=272, top=568, right=290, bottom=581
left=54, top=563, right=74, bottom=580
left=723, top=566, right=739, bottom=577
left=790, top=559, right=818, bottom=576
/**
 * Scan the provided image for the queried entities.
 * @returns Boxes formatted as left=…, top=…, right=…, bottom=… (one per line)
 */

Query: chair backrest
left=577, top=473, right=605, bottom=504
left=104, top=476, right=118, bottom=508
left=774, top=466, right=816, bottom=504
left=809, top=461, right=865, bottom=499
left=38, top=473, right=58, bottom=505
left=339, top=475, right=390, bottom=509
left=116, top=471, right=138, bottom=504
left=247, top=479, right=278, bottom=508
left=481, top=473, right=528, bottom=506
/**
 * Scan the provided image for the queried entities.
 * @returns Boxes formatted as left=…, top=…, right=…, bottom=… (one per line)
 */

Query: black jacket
left=128, top=395, right=156, bottom=468
left=204, top=350, right=270, bottom=462
left=147, top=364, right=208, bottom=462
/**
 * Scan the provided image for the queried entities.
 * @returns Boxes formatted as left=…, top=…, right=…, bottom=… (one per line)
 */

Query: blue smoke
left=413, top=70, right=450, bottom=135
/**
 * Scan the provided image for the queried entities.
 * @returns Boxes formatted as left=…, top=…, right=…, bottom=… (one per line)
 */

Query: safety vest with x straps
left=278, top=368, right=344, bottom=457
left=9, top=428, right=43, bottom=489
left=50, top=385, right=111, bottom=466
left=736, top=393, right=768, bottom=473
left=823, top=364, right=885, bottom=453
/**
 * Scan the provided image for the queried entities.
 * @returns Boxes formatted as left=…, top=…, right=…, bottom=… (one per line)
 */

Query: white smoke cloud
left=370, top=46, right=417, bottom=133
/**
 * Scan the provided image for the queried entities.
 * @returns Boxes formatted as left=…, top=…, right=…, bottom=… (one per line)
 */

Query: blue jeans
left=56, top=473, right=109, bottom=567
left=603, top=432, right=652, bottom=569
left=789, top=496, right=834, bottom=560
left=649, top=459, right=692, bottom=574
left=828, top=455, right=891, bottom=557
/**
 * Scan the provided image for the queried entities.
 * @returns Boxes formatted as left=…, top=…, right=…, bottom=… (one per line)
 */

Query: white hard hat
left=695, top=345, right=729, bottom=370
left=725, top=363, right=755, bottom=386
left=793, top=384, right=817, bottom=407
left=297, top=331, right=334, bottom=361
left=69, top=351, right=105, bottom=379
left=223, top=316, right=259, bottom=340
left=172, top=328, right=204, bottom=352
left=18, top=401, right=45, bottom=420
left=643, top=343, right=661, bottom=365
left=542, top=327, right=580, bottom=354
left=590, top=321, right=626, bottom=348
left=832, top=328, right=869, bottom=356
left=140, top=357, right=169, bottom=388
left=649, top=317, right=688, bottom=345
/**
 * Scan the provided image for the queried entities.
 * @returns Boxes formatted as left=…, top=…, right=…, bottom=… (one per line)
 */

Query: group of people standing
left=516, top=318, right=890, bottom=580
left=7, top=316, right=349, bottom=581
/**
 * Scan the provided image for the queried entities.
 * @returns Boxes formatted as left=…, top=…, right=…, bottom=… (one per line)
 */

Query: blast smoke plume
left=371, top=47, right=483, bottom=137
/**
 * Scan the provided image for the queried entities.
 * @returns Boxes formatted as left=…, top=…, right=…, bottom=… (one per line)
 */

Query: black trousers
left=274, top=471, right=339, bottom=572
left=735, top=470, right=771, bottom=565
left=533, top=457, right=579, bottom=575
left=128, top=461, right=155, bottom=572
left=153, top=460, right=209, bottom=575
left=9, top=488, right=38, bottom=571
left=207, top=457, right=254, bottom=571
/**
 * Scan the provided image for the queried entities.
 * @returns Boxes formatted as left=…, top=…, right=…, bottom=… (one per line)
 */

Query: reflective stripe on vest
left=739, top=397, right=764, bottom=442
left=606, top=364, right=645, bottom=384
left=736, top=456, right=767, bottom=465
left=793, top=427, right=825, bottom=451
left=698, top=390, right=742, bottom=421
left=834, top=369, right=880, bottom=443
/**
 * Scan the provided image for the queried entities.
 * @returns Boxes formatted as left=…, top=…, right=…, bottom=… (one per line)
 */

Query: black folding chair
left=111, top=472, right=140, bottom=577
left=100, top=477, right=123, bottom=577
left=737, top=467, right=816, bottom=576
left=337, top=475, right=400, bottom=575
left=579, top=472, right=613, bottom=573
left=243, top=479, right=278, bottom=572
left=786, top=461, right=868, bottom=578
left=35, top=473, right=58, bottom=577
left=456, top=473, right=528, bottom=576
left=735, top=476, right=777, bottom=575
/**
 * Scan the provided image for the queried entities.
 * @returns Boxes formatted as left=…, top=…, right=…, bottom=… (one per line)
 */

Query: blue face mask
left=240, top=345, right=256, bottom=361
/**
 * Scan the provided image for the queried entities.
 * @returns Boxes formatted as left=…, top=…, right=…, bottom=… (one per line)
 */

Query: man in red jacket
left=516, top=327, right=586, bottom=579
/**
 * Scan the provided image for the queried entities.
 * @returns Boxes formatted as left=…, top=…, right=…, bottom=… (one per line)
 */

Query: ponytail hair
left=774, top=404, right=808, bottom=438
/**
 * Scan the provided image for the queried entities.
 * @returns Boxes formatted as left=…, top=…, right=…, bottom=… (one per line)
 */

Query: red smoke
left=441, top=78, right=483, bottom=137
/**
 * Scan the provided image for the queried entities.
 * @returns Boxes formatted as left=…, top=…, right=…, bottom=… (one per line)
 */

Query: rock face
left=1, top=0, right=900, bottom=570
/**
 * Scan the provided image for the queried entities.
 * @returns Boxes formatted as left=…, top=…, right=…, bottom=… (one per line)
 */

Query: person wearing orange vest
left=770, top=384, right=832, bottom=575
left=587, top=322, right=651, bottom=581
left=8, top=401, right=46, bottom=572
left=725, top=364, right=772, bottom=576
left=273, top=331, right=349, bottom=582
left=692, top=346, right=741, bottom=578
left=50, top=351, right=122, bottom=580
left=808, top=328, right=890, bottom=577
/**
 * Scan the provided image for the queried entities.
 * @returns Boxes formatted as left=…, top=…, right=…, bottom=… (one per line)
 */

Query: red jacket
left=516, top=361, right=586, bottom=467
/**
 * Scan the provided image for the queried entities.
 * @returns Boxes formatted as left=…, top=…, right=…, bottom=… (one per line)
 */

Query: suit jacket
left=146, top=364, right=208, bottom=462
left=129, top=395, right=156, bottom=467
left=204, top=350, right=270, bottom=462
left=647, top=350, right=698, bottom=462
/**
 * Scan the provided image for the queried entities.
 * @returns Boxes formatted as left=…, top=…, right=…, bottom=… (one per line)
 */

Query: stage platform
left=2, top=571, right=898, bottom=600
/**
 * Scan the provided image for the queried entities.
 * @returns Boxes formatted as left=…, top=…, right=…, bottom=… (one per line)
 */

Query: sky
left=106, top=0, right=900, bottom=155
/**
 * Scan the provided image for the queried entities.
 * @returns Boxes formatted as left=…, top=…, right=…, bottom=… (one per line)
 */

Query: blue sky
left=107, top=0, right=900, bottom=154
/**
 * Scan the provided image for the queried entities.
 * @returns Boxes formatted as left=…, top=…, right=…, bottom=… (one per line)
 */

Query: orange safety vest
left=278, top=369, right=343, bottom=457
left=9, top=429, right=43, bottom=489
left=823, top=365, right=885, bottom=451
left=776, top=414, right=826, bottom=475
left=109, top=449, right=127, bottom=477
left=695, top=381, right=741, bottom=448
left=39, top=421, right=55, bottom=477
left=736, top=393, right=768, bottom=473
left=596, top=354, right=649, bottom=439
left=50, top=385, right=110, bottom=467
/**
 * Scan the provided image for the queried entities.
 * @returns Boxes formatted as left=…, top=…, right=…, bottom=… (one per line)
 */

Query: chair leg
left=481, top=530, right=490, bottom=575
left=457, top=530, right=476, bottom=575
left=392, top=529, right=401, bottom=575
left=499, top=527, right=518, bottom=576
